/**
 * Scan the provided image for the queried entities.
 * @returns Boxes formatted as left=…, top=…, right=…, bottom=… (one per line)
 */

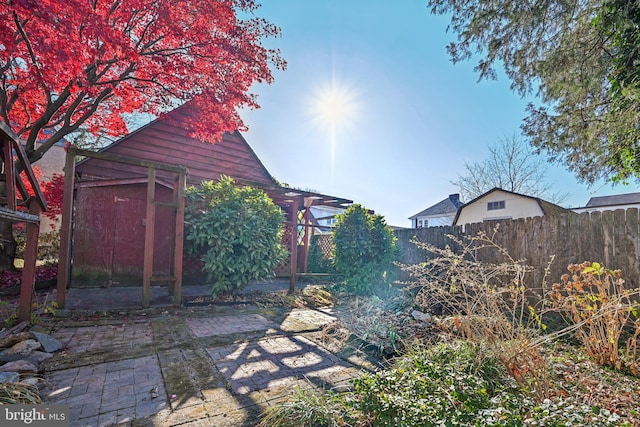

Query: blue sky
left=240, top=0, right=640, bottom=227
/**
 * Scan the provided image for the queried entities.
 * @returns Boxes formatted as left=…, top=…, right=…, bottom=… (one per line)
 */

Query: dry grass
left=0, top=382, right=42, bottom=404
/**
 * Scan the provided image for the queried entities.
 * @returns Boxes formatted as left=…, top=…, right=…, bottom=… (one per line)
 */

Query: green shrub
left=15, top=229, right=60, bottom=263
left=260, top=340, right=629, bottom=427
left=307, top=234, right=335, bottom=274
left=353, top=341, right=521, bottom=426
left=331, top=204, right=397, bottom=294
left=185, top=176, right=287, bottom=297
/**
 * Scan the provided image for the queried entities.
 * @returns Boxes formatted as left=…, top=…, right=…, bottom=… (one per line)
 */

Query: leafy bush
left=353, top=341, right=521, bottom=426
left=0, top=265, right=57, bottom=289
left=260, top=341, right=628, bottom=427
left=332, top=204, right=397, bottom=294
left=15, top=229, right=60, bottom=263
left=185, top=176, right=287, bottom=297
left=549, top=262, right=640, bottom=374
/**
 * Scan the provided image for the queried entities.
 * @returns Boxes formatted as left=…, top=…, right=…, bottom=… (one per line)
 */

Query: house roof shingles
left=410, top=194, right=463, bottom=219
left=585, top=192, right=640, bottom=208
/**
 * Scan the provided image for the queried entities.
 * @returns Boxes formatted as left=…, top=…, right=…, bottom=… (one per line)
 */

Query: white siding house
left=453, top=188, right=569, bottom=227
left=309, top=205, right=344, bottom=233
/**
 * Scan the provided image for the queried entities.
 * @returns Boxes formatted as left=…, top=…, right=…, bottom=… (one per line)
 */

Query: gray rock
left=0, top=371, right=19, bottom=383
left=0, top=332, right=31, bottom=350
left=0, top=353, right=25, bottom=364
left=21, top=377, right=40, bottom=386
left=31, top=332, right=63, bottom=353
left=0, top=359, right=38, bottom=374
left=411, top=310, right=432, bottom=323
left=30, top=351, right=53, bottom=363
left=7, top=339, right=42, bottom=355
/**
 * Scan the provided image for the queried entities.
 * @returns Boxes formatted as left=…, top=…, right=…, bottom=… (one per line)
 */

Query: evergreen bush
left=332, top=204, right=397, bottom=294
left=185, top=176, right=286, bottom=297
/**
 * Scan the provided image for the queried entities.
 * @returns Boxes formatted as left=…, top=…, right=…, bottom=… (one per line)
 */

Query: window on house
left=416, top=219, right=428, bottom=228
left=487, top=200, right=505, bottom=210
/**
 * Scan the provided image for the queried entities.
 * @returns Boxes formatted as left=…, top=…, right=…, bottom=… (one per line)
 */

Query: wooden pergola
left=259, top=185, right=352, bottom=292
left=0, top=123, right=48, bottom=322
left=56, top=146, right=188, bottom=309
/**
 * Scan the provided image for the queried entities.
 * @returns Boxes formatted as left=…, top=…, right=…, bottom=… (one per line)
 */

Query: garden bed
left=0, top=266, right=57, bottom=295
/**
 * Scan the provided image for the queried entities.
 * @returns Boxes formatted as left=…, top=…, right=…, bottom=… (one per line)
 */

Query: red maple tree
left=0, top=0, right=285, bottom=164
left=0, top=0, right=285, bottom=269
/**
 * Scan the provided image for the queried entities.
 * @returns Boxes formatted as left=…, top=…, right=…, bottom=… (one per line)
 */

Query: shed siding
left=76, top=115, right=275, bottom=187
left=72, top=183, right=174, bottom=286
left=72, top=109, right=277, bottom=286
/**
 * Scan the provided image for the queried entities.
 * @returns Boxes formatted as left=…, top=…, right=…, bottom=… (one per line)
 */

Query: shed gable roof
left=76, top=106, right=277, bottom=188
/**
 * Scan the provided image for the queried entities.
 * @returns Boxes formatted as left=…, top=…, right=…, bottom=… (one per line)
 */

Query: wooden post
left=142, top=167, right=156, bottom=308
left=56, top=148, right=77, bottom=308
left=3, top=139, right=16, bottom=210
left=301, top=206, right=311, bottom=274
left=18, top=202, right=40, bottom=322
left=288, top=199, right=299, bottom=294
left=172, top=172, right=186, bottom=306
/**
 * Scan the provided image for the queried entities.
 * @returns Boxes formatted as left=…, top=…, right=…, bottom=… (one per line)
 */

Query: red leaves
left=1, top=0, right=285, bottom=155
left=0, top=265, right=57, bottom=289
left=41, top=173, right=64, bottom=221
left=17, top=168, right=63, bottom=222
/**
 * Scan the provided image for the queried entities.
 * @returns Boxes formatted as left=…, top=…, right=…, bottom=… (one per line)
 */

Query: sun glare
left=307, top=78, right=360, bottom=184
left=310, top=81, right=359, bottom=130
left=317, top=91, right=349, bottom=126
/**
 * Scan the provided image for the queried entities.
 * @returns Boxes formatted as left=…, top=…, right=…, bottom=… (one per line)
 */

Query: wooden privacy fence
left=394, top=209, right=640, bottom=291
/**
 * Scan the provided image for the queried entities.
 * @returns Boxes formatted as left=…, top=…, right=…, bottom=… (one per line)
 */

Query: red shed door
left=111, top=196, right=146, bottom=284
left=110, top=195, right=173, bottom=285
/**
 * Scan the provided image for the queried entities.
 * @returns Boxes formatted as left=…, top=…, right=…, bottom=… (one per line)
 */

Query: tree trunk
left=0, top=221, right=17, bottom=271
left=0, top=182, right=16, bottom=271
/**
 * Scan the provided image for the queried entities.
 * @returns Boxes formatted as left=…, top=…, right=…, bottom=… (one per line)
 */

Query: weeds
left=548, top=262, right=640, bottom=374
left=0, top=382, right=42, bottom=404
left=261, top=232, right=640, bottom=426
left=402, top=230, right=552, bottom=398
left=258, top=384, right=359, bottom=427
left=1, top=291, right=57, bottom=327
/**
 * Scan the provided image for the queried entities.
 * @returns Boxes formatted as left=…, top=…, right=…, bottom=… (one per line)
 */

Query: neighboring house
left=572, top=191, right=640, bottom=213
left=309, top=205, right=344, bottom=233
left=453, top=188, right=569, bottom=226
left=409, top=194, right=463, bottom=228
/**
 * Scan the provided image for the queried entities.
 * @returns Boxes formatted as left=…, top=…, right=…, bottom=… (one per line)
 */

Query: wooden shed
left=67, top=107, right=351, bottom=298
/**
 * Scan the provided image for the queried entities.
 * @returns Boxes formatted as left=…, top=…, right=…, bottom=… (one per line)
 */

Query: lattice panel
left=315, top=234, right=333, bottom=259
left=274, top=222, right=293, bottom=276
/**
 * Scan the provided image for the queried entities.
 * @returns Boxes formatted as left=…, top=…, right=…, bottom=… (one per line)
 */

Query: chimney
left=449, top=194, right=460, bottom=203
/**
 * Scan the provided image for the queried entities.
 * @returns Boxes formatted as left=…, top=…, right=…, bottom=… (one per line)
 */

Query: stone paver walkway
left=208, top=334, right=355, bottom=397
left=45, top=356, right=168, bottom=427
left=185, top=314, right=277, bottom=337
left=41, top=304, right=362, bottom=427
left=53, top=323, right=153, bottom=353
